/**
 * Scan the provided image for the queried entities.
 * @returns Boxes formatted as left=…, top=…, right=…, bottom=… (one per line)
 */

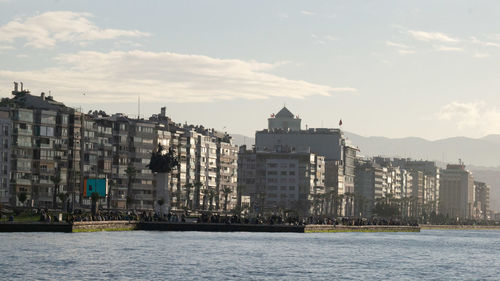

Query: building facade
left=439, top=164, right=474, bottom=219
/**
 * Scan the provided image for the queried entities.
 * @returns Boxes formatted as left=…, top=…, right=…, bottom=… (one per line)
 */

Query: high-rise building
left=256, top=106, right=358, bottom=216
left=439, top=164, right=474, bottom=219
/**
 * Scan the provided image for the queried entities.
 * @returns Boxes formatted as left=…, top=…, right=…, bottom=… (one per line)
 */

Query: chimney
left=20, top=82, right=23, bottom=91
left=41, top=92, right=45, bottom=100
left=160, top=107, right=166, bottom=117
left=13, top=82, right=18, bottom=92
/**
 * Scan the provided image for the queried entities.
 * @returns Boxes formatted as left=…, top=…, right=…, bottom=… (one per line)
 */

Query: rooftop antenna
left=138, top=95, right=140, bottom=119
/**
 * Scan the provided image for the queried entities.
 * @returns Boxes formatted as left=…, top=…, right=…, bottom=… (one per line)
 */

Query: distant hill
left=231, top=134, right=255, bottom=147
left=345, top=132, right=500, bottom=168
left=230, top=131, right=500, bottom=212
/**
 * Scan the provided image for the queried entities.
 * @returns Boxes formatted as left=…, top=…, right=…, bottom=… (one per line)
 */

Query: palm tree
left=107, top=180, right=115, bottom=210
left=91, top=191, right=100, bottom=216
left=52, top=172, right=61, bottom=209
left=338, top=194, right=345, bottom=217
left=194, top=181, right=203, bottom=210
left=125, top=165, right=137, bottom=210
left=17, top=192, right=27, bottom=207
left=57, top=193, right=69, bottom=212
left=201, top=188, right=209, bottom=210
left=184, top=183, right=193, bottom=209
left=208, top=188, right=216, bottom=210
left=222, top=187, right=233, bottom=212
left=236, top=184, right=245, bottom=210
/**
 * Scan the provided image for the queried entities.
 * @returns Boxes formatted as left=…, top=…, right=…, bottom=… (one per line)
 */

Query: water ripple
left=0, top=230, right=499, bottom=280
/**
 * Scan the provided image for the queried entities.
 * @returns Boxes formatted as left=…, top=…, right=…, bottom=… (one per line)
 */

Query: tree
left=201, top=188, right=209, bottom=210
left=373, top=201, right=400, bottom=218
left=91, top=192, right=100, bottom=216
left=194, top=181, right=203, bottom=210
left=107, top=180, right=115, bottom=210
left=236, top=184, right=245, bottom=210
left=208, top=188, right=216, bottom=210
left=52, top=171, right=61, bottom=209
left=222, top=187, right=233, bottom=212
left=184, top=183, right=193, bottom=210
left=17, top=192, right=27, bottom=207
left=57, top=193, right=69, bottom=213
left=125, top=165, right=137, bottom=210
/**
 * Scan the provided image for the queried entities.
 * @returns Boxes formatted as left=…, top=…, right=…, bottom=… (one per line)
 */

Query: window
left=17, top=111, right=33, bottom=122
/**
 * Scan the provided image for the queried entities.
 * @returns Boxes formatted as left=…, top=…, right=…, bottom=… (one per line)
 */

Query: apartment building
left=439, top=164, right=474, bottom=219
left=238, top=146, right=325, bottom=216
left=0, top=109, right=11, bottom=204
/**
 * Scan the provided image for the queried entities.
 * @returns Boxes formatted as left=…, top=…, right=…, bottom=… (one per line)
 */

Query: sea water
left=1, top=230, right=499, bottom=280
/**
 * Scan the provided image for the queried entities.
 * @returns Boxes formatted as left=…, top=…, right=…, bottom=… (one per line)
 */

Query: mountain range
left=231, top=132, right=500, bottom=212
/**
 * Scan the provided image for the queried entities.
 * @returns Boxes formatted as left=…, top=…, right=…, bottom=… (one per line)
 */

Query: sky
left=1, top=0, right=500, bottom=140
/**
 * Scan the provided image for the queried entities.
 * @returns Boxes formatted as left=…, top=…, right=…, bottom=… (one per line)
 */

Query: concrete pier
left=0, top=222, right=72, bottom=233
left=0, top=221, right=421, bottom=233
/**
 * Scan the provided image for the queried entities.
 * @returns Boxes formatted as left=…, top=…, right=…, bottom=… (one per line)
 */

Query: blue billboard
left=83, top=178, right=108, bottom=198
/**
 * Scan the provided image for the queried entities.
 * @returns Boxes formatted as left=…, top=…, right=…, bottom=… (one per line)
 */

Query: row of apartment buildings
left=0, top=84, right=238, bottom=212
left=355, top=158, right=491, bottom=220
left=0, top=84, right=492, bottom=219
left=238, top=107, right=492, bottom=220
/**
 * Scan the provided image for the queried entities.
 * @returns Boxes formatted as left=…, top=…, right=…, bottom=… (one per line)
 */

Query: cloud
left=473, top=53, right=490, bottom=58
left=301, top=10, right=316, bottom=16
left=0, top=50, right=356, bottom=103
left=0, top=11, right=149, bottom=48
left=433, top=45, right=464, bottom=52
left=0, top=45, right=13, bottom=50
left=312, top=34, right=336, bottom=45
left=408, top=30, right=458, bottom=43
left=398, top=49, right=415, bottom=54
left=386, top=41, right=415, bottom=54
left=277, top=12, right=289, bottom=19
left=386, top=41, right=409, bottom=49
left=438, top=101, right=500, bottom=135
left=470, top=36, right=500, bottom=48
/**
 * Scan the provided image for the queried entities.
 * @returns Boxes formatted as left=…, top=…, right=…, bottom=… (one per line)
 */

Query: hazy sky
left=1, top=0, right=500, bottom=140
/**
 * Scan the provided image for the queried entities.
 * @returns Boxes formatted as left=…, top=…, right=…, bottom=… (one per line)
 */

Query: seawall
left=421, top=225, right=500, bottom=230
left=304, top=225, right=420, bottom=233
left=72, top=221, right=139, bottom=232
left=0, top=221, right=420, bottom=233
left=0, top=222, right=72, bottom=232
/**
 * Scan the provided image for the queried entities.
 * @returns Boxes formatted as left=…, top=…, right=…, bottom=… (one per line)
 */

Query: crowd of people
left=12, top=208, right=419, bottom=226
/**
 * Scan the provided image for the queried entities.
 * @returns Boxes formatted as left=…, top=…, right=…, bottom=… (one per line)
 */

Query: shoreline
left=421, top=225, right=500, bottom=230
left=3, top=221, right=500, bottom=233
left=0, top=221, right=420, bottom=233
